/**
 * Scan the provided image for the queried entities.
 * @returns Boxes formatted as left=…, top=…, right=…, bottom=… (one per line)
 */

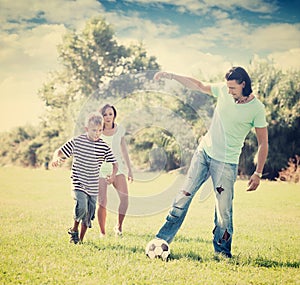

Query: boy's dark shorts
left=72, top=190, right=97, bottom=228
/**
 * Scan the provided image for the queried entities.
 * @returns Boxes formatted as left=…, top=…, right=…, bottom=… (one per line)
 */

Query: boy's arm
left=51, top=149, right=67, bottom=168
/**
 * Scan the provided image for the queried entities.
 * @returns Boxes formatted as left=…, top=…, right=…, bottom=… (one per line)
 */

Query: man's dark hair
left=225, top=66, right=253, bottom=96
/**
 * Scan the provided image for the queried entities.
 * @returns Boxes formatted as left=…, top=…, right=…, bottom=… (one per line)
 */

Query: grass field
left=0, top=167, right=299, bottom=284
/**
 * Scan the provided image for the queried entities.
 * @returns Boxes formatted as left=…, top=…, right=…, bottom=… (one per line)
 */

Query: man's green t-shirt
left=199, top=83, right=267, bottom=164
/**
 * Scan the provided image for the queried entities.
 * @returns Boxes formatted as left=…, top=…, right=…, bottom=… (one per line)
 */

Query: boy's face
left=85, top=123, right=103, bottom=141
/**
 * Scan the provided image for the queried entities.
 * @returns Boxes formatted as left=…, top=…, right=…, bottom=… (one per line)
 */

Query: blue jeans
left=156, top=148, right=238, bottom=257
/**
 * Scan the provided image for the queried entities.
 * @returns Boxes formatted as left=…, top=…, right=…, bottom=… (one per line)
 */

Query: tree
left=37, top=16, right=160, bottom=163
left=239, top=59, right=300, bottom=179
left=0, top=125, right=40, bottom=167
left=1, top=16, right=161, bottom=168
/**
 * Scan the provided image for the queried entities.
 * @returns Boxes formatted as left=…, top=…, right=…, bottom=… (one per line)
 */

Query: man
left=153, top=66, right=268, bottom=258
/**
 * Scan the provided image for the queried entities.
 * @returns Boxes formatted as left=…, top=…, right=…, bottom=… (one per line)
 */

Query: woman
left=97, top=104, right=133, bottom=237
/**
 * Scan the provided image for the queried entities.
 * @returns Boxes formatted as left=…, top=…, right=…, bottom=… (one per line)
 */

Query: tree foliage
left=37, top=16, right=160, bottom=162
left=0, top=125, right=40, bottom=167
left=239, top=60, right=300, bottom=179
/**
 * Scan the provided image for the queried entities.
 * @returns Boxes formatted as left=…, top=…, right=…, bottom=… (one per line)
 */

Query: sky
left=0, top=0, right=300, bottom=132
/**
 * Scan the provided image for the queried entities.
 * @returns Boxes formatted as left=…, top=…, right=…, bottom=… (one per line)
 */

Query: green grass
left=0, top=167, right=299, bottom=284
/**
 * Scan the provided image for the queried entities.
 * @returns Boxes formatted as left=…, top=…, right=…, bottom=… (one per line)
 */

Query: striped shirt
left=60, top=134, right=116, bottom=196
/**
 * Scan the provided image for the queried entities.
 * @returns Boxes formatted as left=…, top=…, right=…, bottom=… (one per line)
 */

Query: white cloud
left=0, top=25, right=67, bottom=132
left=104, top=12, right=222, bottom=75
left=123, top=0, right=278, bottom=14
left=107, top=12, right=178, bottom=40
left=0, top=0, right=104, bottom=132
left=268, top=48, right=300, bottom=71
left=109, top=14, right=231, bottom=77
left=21, top=24, right=66, bottom=59
left=105, top=6, right=300, bottom=80
left=0, top=74, right=45, bottom=132
left=245, top=23, right=300, bottom=53
left=0, top=0, right=103, bottom=29
left=209, top=0, right=278, bottom=13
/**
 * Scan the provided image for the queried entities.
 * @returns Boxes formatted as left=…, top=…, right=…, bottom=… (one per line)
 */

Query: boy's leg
left=80, top=224, right=88, bottom=241
left=71, top=220, right=80, bottom=232
left=97, top=178, right=108, bottom=235
left=69, top=190, right=89, bottom=243
left=79, top=194, right=97, bottom=242
left=210, top=160, right=238, bottom=257
left=156, top=149, right=210, bottom=243
left=68, top=220, right=80, bottom=244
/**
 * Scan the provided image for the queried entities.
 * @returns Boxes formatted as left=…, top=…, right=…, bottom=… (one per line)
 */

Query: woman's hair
left=100, top=104, right=117, bottom=129
left=225, top=66, right=253, bottom=96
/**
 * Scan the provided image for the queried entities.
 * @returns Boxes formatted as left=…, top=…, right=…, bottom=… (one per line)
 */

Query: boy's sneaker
left=68, top=228, right=80, bottom=244
left=113, top=225, right=122, bottom=237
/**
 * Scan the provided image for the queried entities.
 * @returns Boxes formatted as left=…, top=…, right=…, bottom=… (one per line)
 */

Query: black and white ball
left=145, top=238, right=170, bottom=261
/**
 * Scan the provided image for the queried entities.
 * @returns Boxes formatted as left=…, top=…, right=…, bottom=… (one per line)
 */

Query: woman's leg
left=113, top=174, right=129, bottom=233
left=97, top=177, right=108, bottom=235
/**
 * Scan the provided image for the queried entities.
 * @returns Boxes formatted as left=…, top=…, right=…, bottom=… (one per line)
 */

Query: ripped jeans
left=156, top=148, right=238, bottom=257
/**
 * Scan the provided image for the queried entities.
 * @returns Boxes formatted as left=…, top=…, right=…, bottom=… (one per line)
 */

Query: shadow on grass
left=83, top=232, right=208, bottom=262
left=169, top=253, right=300, bottom=267
left=246, top=256, right=300, bottom=268
left=175, top=235, right=211, bottom=244
left=168, top=251, right=203, bottom=262
left=84, top=233, right=300, bottom=268
left=216, top=254, right=300, bottom=268
left=85, top=240, right=145, bottom=255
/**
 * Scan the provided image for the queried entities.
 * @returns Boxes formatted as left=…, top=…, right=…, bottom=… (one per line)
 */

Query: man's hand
left=246, top=174, right=261, bottom=191
left=153, top=71, right=172, bottom=81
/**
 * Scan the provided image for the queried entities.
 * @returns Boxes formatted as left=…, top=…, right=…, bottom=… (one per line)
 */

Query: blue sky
left=0, top=0, right=299, bottom=131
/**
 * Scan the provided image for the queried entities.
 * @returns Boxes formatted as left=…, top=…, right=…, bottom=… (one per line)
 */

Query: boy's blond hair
left=85, top=112, right=103, bottom=127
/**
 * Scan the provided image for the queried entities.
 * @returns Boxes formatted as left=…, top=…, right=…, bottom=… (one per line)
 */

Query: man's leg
left=156, top=149, right=210, bottom=243
left=210, top=160, right=238, bottom=257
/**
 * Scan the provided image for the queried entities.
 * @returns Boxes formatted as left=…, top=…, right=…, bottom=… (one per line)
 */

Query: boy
left=51, top=113, right=118, bottom=244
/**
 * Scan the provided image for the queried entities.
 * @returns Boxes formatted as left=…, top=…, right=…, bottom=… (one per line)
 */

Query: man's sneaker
left=68, top=228, right=80, bottom=244
left=214, top=251, right=232, bottom=260
left=113, top=225, right=122, bottom=237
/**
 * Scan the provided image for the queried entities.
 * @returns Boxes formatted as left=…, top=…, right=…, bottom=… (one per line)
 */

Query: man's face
left=227, top=79, right=245, bottom=100
left=86, top=123, right=103, bottom=141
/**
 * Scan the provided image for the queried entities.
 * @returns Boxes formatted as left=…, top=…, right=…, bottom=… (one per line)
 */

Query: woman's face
left=102, top=107, right=115, bottom=125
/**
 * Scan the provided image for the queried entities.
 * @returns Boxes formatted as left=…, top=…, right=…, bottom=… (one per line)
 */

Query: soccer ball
left=145, top=238, right=170, bottom=261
